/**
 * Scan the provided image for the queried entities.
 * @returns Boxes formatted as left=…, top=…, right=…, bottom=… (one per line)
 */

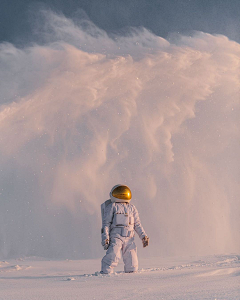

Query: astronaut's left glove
left=142, top=236, right=149, bottom=248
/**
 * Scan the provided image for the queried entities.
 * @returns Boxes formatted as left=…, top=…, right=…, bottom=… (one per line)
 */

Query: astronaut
left=101, top=184, right=149, bottom=274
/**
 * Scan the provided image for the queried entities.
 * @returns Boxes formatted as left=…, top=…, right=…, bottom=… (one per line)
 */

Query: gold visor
left=112, top=185, right=132, bottom=200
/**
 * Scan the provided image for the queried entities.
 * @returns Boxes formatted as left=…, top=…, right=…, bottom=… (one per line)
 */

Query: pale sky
left=1, top=0, right=240, bottom=44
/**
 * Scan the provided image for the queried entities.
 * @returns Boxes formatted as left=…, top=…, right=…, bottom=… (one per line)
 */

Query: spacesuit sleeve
left=133, top=205, right=147, bottom=240
left=102, top=202, right=114, bottom=242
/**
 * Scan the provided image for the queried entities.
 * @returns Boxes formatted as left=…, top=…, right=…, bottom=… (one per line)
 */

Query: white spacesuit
left=101, top=184, right=149, bottom=274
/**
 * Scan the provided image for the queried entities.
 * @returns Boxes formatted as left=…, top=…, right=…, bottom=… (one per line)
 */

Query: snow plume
left=0, top=10, right=239, bottom=259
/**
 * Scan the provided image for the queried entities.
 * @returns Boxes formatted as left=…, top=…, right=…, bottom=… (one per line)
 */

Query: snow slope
left=0, top=255, right=239, bottom=300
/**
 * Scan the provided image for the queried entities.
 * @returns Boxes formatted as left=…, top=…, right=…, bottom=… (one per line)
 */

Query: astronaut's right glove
left=142, top=236, right=149, bottom=248
left=103, top=239, right=109, bottom=250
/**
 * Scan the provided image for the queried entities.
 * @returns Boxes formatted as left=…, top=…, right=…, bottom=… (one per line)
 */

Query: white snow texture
left=0, top=255, right=240, bottom=299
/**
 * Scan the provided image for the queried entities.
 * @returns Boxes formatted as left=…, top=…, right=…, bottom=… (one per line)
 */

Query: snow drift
left=0, top=10, right=239, bottom=259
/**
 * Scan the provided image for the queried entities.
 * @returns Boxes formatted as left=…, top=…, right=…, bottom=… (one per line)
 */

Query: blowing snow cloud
left=0, top=10, right=239, bottom=259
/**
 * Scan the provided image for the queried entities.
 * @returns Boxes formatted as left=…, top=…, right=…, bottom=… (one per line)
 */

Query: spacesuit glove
left=142, top=236, right=149, bottom=248
left=103, top=239, right=109, bottom=250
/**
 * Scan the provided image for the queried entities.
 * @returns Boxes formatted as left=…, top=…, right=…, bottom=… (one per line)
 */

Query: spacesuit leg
left=122, top=237, right=138, bottom=273
left=101, top=237, right=123, bottom=274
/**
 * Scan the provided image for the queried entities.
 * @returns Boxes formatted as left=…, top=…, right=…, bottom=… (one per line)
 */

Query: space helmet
left=110, top=184, right=132, bottom=203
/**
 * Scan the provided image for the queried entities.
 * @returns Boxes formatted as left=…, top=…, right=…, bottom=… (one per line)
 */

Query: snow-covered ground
left=0, top=254, right=239, bottom=300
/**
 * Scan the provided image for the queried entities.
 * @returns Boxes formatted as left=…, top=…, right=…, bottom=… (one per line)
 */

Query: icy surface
left=0, top=255, right=239, bottom=300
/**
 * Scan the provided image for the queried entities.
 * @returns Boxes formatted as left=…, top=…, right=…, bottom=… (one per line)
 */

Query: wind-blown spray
left=0, top=10, right=239, bottom=259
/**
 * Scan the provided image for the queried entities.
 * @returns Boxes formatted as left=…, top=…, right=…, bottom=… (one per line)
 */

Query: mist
left=0, top=10, right=239, bottom=259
